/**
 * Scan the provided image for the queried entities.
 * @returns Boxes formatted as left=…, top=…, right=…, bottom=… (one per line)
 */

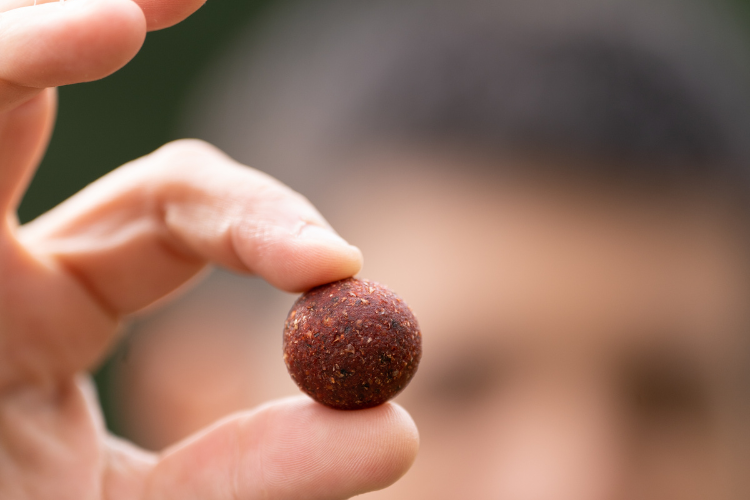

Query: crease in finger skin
left=0, top=79, right=40, bottom=114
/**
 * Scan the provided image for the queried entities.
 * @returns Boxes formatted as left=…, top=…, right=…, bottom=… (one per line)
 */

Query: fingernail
left=299, top=224, right=354, bottom=248
left=297, top=224, right=364, bottom=277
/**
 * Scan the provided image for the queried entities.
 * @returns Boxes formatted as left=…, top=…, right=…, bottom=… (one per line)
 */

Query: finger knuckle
left=156, top=138, right=224, bottom=164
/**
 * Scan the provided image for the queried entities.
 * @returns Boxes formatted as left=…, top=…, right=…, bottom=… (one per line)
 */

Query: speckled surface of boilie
left=283, top=278, right=422, bottom=410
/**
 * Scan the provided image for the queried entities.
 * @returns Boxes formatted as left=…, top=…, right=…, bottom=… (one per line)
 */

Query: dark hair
left=357, top=35, right=733, bottom=179
left=189, top=0, right=750, bottom=190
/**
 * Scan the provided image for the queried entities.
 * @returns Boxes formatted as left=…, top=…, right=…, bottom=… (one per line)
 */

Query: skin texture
left=284, top=278, right=422, bottom=410
left=0, top=0, right=419, bottom=498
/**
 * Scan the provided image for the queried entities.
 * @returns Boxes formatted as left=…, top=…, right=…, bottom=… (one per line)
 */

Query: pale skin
left=0, top=0, right=419, bottom=498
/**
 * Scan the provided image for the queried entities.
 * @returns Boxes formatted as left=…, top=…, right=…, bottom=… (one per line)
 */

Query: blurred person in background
left=108, top=0, right=750, bottom=498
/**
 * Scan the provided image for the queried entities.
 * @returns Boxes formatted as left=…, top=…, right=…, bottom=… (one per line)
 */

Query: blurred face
left=115, top=154, right=750, bottom=499
left=334, top=157, right=750, bottom=500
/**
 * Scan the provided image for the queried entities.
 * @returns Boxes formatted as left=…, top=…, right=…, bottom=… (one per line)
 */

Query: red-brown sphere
left=283, top=278, right=422, bottom=410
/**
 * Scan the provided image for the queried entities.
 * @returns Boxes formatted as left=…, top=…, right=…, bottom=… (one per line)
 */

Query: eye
left=622, top=352, right=710, bottom=424
left=421, top=352, right=501, bottom=406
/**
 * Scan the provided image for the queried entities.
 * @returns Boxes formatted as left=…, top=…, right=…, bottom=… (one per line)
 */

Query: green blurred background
left=13, top=0, right=750, bottom=431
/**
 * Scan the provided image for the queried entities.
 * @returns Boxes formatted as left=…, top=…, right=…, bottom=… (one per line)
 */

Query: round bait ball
left=283, top=278, right=422, bottom=410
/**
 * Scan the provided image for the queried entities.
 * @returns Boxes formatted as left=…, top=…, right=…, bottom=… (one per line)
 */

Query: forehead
left=331, top=157, right=750, bottom=361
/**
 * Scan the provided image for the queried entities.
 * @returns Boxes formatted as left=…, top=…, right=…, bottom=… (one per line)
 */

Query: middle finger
left=0, top=0, right=146, bottom=113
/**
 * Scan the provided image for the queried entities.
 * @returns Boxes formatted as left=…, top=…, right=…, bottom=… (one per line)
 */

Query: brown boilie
left=283, top=278, right=422, bottom=410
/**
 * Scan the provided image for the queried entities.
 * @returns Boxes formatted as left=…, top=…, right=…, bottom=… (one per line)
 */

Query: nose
left=491, top=383, right=625, bottom=500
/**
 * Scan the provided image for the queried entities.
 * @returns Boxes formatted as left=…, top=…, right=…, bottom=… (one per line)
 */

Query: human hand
left=0, top=2, right=419, bottom=498
left=0, top=0, right=195, bottom=113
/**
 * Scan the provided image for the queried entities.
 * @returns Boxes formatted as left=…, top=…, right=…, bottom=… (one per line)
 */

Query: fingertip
left=234, top=222, right=363, bottom=293
left=257, top=397, right=420, bottom=497
left=0, top=0, right=147, bottom=88
left=383, top=401, right=421, bottom=456
left=350, top=401, right=421, bottom=489
left=134, top=0, right=207, bottom=31
left=287, top=224, right=364, bottom=291
left=65, top=0, right=148, bottom=81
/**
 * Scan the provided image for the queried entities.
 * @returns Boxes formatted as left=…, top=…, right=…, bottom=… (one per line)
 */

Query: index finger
left=20, top=139, right=364, bottom=310
left=3, top=140, right=361, bottom=382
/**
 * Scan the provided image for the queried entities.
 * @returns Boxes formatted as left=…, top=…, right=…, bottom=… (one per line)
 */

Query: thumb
left=144, top=396, right=419, bottom=500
